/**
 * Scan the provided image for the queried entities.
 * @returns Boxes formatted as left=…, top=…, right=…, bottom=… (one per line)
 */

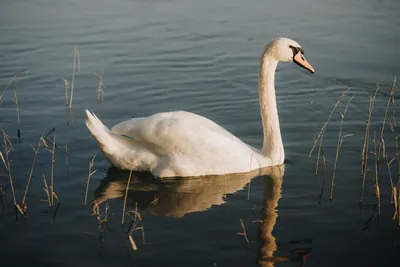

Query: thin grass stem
left=122, top=169, right=133, bottom=224
left=330, top=95, right=354, bottom=201
left=69, top=45, right=80, bottom=109
left=84, top=154, right=97, bottom=207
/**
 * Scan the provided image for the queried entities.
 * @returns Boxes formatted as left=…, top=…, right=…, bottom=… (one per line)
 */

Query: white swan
left=85, top=37, right=314, bottom=178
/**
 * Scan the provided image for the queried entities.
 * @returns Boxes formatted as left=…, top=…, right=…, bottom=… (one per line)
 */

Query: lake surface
left=0, top=0, right=399, bottom=266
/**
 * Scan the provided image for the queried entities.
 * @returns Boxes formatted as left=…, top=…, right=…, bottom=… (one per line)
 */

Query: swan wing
left=111, top=110, right=248, bottom=157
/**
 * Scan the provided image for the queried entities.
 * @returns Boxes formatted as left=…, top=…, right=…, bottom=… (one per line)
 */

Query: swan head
left=265, top=37, right=315, bottom=73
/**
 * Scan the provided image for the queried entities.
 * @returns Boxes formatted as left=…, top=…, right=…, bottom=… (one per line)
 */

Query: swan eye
left=289, top=45, right=305, bottom=60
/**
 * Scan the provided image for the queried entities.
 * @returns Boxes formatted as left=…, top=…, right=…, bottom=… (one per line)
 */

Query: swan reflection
left=93, top=165, right=310, bottom=266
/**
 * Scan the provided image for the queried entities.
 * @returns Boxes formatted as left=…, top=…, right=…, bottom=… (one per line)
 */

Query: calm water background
left=0, top=0, right=399, bottom=266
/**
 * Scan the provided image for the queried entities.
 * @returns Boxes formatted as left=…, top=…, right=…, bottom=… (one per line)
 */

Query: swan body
left=85, top=37, right=314, bottom=177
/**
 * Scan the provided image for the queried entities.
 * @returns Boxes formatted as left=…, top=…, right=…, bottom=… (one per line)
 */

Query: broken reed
left=95, top=72, right=104, bottom=102
left=61, top=77, right=70, bottom=106
left=125, top=202, right=145, bottom=252
left=237, top=218, right=251, bottom=248
left=92, top=200, right=110, bottom=240
left=42, top=173, right=51, bottom=207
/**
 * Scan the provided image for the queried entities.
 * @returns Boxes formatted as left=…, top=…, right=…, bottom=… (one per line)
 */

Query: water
left=0, top=0, right=399, bottom=266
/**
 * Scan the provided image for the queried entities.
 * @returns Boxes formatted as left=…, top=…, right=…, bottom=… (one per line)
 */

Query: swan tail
left=85, top=109, right=120, bottom=154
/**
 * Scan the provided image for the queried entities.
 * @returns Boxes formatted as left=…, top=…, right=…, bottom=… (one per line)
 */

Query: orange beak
left=294, top=52, right=315, bottom=74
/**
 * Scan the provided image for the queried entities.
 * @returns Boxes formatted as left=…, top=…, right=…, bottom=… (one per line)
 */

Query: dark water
left=1, top=0, right=400, bottom=266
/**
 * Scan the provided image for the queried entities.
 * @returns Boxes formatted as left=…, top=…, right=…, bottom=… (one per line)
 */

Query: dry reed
left=50, top=134, right=56, bottom=206
left=237, top=218, right=250, bottom=248
left=1, top=130, right=25, bottom=217
left=61, top=77, right=70, bottom=106
left=12, top=89, right=20, bottom=128
left=0, top=71, right=26, bottom=105
left=94, top=72, right=104, bottom=102
left=1, top=131, right=16, bottom=206
left=122, top=169, right=133, bottom=224
left=84, top=154, right=97, bottom=207
left=372, top=132, right=381, bottom=214
left=42, top=173, right=51, bottom=207
left=92, top=201, right=110, bottom=237
left=21, top=135, right=47, bottom=207
left=395, top=134, right=400, bottom=227
left=68, top=45, right=80, bottom=109
left=125, top=203, right=145, bottom=251
left=330, top=95, right=354, bottom=200
left=309, top=88, right=351, bottom=175
left=65, top=143, right=69, bottom=170
left=360, top=89, right=379, bottom=203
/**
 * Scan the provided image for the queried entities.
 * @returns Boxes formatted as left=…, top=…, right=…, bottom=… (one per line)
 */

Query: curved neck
left=258, top=53, right=284, bottom=164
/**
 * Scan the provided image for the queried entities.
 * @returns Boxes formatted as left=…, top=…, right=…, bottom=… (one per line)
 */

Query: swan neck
left=259, top=53, right=284, bottom=164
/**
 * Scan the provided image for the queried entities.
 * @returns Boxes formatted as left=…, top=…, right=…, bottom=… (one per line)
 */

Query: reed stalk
left=360, top=85, right=380, bottom=203
left=84, top=154, right=97, bottom=207
left=122, top=169, right=133, bottom=224
left=1, top=131, right=16, bottom=205
left=237, top=218, right=250, bottom=248
left=22, top=135, right=46, bottom=205
left=330, top=96, right=354, bottom=201
left=95, top=72, right=104, bottom=102
left=0, top=131, right=24, bottom=217
left=0, top=71, right=25, bottom=105
left=379, top=78, right=396, bottom=143
left=42, top=173, right=51, bottom=207
left=372, top=132, right=381, bottom=214
left=309, top=88, right=350, bottom=175
left=61, top=78, right=70, bottom=106
left=65, top=144, right=68, bottom=170
left=69, top=45, right=80, bottom=109
left=395, top=134, right=400, bottom=226
left=13, top=89, right=20, bottom=127
left=50, top=134, right=56, bottom=206
left=386, top=154, right=396, bottom=216
left=92, top=201, right=110, bottom=236
left=126, top=203, right=145, bottom=251
left=377, top=79, right=396, bottom=177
